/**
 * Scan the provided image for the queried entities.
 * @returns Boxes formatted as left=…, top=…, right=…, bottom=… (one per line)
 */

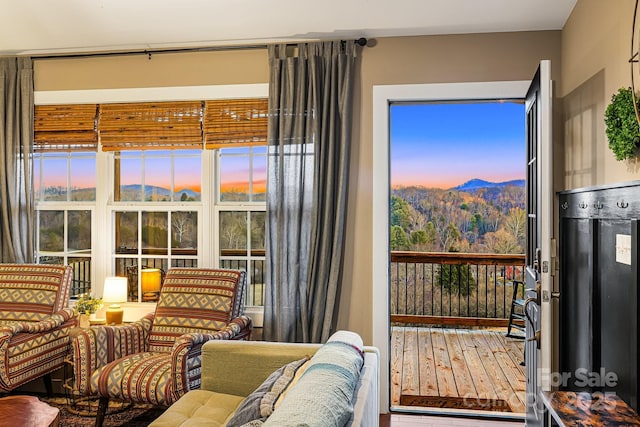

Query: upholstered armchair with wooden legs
left=69, top=268, right=252, bottom=427
left=0, top=263, right=77, bottom=393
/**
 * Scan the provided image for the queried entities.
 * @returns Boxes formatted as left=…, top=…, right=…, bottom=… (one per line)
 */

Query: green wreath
left=604, top=87, right=640, bottom=161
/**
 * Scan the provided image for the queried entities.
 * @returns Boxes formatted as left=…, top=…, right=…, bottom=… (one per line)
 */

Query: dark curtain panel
left=0, top=57, right=35, bottom=263
left=264, top=41, right=357, bottom=343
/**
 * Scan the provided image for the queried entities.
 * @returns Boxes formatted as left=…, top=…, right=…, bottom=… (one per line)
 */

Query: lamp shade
left=141, top=268, right=162, bottom=293
left=103, top=276, right=128, bottom=303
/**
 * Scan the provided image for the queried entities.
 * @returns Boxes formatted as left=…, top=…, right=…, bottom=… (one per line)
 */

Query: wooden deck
left=391, top=326, right=526, bottom=414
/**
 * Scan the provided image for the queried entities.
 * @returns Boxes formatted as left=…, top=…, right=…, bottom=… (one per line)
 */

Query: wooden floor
left=391, top=326, right=526, bottom=415
left=380, top=413, right=524, bottom=426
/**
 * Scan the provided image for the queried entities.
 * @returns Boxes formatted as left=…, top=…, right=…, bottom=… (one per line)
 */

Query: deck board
left=390, top=326, right=404, bottom=405
left=429, top=327, right=458, bottom=397
left=457, top=329, right=498, bottom=400
left=469, top=330, right=525, bottom=413
left=402, top=327, right=420, bottom=396
left=391, top=326, right=525, bottom=414
left=480, top=330, right=527, bottom=412
left=502, top=336, right=526, bottom=376
left=417, top=328, right=439, bottom=396
left=483, top=331, right=526, bottom=393
left=443, top=329, right=476, bottom=399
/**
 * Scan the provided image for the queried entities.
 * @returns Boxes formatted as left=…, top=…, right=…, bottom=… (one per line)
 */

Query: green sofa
left=150, top=332, right=379, bottom=427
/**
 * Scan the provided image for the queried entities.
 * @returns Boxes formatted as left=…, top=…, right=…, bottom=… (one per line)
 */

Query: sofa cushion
left=257, top=331, right=364, bottom=427
left=225, top=357, right=309, bottom=427
left=0, top=264, right=72, bottom=322
left=150, top=390, right=244, bottom=427
left=91, top=352, right=175, bottom=405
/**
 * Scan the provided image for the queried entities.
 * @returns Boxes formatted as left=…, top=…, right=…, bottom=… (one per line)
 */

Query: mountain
left=453, top=178, right=525, bottom=192
left=120, top=184, right=200, bottom=199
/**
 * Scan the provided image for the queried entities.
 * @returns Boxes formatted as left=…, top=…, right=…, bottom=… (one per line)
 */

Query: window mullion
left=63, top=210, right=68, bottom=265
left=66, top=153, right=72, bottom=202
left=203, top=149, right=216, bottom=268
left=248, top=149, right=253, bottom=201
left=94, top=149, right=111, bottom=298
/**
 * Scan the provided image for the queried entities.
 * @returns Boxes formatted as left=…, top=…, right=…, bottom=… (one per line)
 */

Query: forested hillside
left=390, top=182, right=525, bottom=254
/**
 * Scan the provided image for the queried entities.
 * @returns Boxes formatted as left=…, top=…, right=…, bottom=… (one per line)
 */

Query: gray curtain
left=0, top=57, right=35, bottom=263
left=264, top=41, right=357, bottom=343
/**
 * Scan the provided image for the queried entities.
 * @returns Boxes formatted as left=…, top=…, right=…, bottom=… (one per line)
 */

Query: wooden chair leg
left=95, top=397, right=109, bottom=427
left=43, top=373, right=53, bottom=397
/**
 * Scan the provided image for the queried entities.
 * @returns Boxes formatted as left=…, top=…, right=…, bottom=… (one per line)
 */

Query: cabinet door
left=559, top=217, right=594, bottom=390
left=598, top=219, right=637, bottom=409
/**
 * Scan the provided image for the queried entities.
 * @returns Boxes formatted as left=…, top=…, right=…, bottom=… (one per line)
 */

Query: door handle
left=527, top=330, right=541, bottom=350
left=523, top=297, right=538, bottom=327
left=533, top=248, right=542, bottom=272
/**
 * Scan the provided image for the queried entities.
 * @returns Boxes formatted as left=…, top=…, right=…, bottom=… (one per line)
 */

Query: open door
left=524, top=60, right=554, bottom=426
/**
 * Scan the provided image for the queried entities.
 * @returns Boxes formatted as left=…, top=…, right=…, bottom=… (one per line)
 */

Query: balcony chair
left=0, top=263, right=76, bottom=393
left=69, top=267, right=252, bottom=427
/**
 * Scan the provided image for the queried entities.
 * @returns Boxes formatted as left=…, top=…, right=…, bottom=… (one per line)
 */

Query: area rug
left=399, top=394, right=512, bottom=412
left=41, top=396, right=165, bottom=427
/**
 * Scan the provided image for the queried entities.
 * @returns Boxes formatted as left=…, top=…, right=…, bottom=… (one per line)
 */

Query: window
left=208, top=97, right=269, bottom=304
left=112, top=149, right=202, bottom=302
left=217, top=146, right=267, bottom=306
left=34, top=103, right=98, bottom=296
left=34, top=91, right=268, bottom=308
left=114, top=150, right=202, bottom=202
left=219, top=146, right=266, bottom=202
left=37, top=209, right=93, bottom=292
left=34, top=151, right=96, bottom=296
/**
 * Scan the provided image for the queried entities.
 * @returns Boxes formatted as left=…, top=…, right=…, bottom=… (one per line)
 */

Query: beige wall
left=342, top=32, right=561, bottom=343
left=33, top=31, right=562, bottom=344
left=34, top=49, right=269, bottom=90
left=561, top=0, right=640, bottom=188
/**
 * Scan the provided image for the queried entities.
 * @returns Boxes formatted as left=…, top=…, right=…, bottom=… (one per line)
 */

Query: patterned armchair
left=0, top=263, right=76, bottom=393
left=69, top=268, right=252, bottom=427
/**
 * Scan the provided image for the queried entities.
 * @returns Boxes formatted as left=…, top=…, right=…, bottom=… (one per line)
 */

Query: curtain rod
left=34, top=38, right=368, bottom=61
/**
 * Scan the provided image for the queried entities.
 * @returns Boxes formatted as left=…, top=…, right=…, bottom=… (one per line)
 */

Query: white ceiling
left=1, top=0, right=577, bottom=56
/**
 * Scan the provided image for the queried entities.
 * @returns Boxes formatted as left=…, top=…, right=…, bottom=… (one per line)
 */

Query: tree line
left=390, top=185, right=525, bottom=254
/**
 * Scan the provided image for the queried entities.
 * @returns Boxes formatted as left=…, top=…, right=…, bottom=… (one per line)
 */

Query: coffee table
left=0, top=395, right=60, bottom=427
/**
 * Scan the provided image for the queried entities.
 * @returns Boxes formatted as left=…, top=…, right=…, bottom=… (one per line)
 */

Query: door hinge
left=542, top=290, right=560, bottom=303
left=542, top=260, right=549, bottom=273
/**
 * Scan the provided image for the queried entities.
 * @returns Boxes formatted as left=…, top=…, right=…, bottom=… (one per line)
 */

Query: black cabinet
left=558, top=181, right=640, bottom=410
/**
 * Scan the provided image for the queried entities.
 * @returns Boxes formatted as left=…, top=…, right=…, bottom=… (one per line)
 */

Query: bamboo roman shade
left=204, top=98, right=268, bottom=149
left=99, top=101, right=203, bottom=151
left=34, top=98, right=268, bottom=152
left=34, top=104, right=98, bottom=152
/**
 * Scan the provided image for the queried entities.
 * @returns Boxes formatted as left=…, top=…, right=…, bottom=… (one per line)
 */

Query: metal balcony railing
left=61, top=249, right=266, bottom=306
left=390, top=251, right=526, bottom=327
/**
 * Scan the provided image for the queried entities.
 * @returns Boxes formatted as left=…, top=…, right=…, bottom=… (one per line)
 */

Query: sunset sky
left=41, top=105, right=523, bottom=196
left=390, top=101, right=525, bottom=189
left=40, top=151, right=266, bottom=196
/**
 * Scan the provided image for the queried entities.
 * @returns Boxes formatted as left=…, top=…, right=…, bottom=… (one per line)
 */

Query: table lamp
left=141, top=268, right=162, bottom=302
left=103, top=276, right=128, bottom=325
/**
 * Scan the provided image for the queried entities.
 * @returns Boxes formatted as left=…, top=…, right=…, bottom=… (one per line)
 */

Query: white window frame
left=34, top=150, right=97, bottom=295
left=35, top=84, right=268, bottom=325
left=214, top=145, right=267, bottom=308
